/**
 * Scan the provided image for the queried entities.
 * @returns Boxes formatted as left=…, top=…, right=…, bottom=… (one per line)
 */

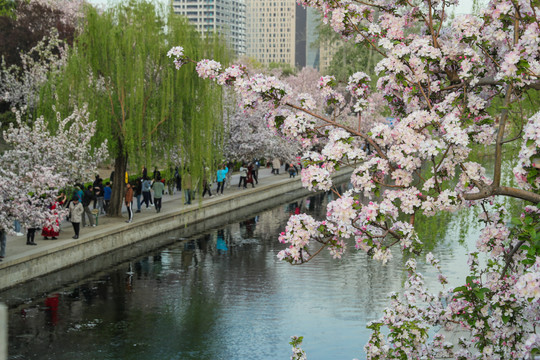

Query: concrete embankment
left=0, top=168, right=352, bottom=297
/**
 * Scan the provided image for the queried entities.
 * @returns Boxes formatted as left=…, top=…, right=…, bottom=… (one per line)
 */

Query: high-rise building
left=246, top=0, right=298, bottom=67
left=172, top=0, right=246, bottom=56
left=319, top=40, right=341, bottom=74
left=245, top=1, right=337, bottom=72
left=305, top=8, right=320, bottom=70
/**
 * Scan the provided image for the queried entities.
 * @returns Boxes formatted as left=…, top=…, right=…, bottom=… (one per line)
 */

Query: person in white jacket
left=69, top=196, right=84, bottom=239
left=272, top=157, right=281, bottom=175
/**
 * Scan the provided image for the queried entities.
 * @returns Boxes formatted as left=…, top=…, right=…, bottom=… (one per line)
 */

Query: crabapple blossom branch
left=285, top=102, right=389, bottom=161
left=501, top=239, right=526, bottom=278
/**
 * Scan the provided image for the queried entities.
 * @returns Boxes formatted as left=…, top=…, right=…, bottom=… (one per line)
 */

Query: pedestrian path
left=0, top=167, right=297, bottom=267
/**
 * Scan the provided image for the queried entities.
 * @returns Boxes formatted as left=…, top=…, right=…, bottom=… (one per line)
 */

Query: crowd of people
left=0, top=158, right=302, bottom=261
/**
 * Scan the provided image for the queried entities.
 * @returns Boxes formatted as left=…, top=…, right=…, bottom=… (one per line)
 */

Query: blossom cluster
left=166, top=46, right=187, bottom=70
left=277, top=214, right=323, bottom=264
left=346, top=72, right=371, bottom=113
left=195, top=59, right=222, bottom=80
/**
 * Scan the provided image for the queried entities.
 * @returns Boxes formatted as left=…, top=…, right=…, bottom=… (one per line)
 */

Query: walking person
left=69, top=196, right=84, bottom=239
left=167, top=175, right=175, bottom=195
left=26, top=223, right=39, bottom=246
left=225, top=160, right=233, bottom=188
left=153, top=167, right=161, bottom=181
left=246, top=163, right=255, bottom=188
left=238, top=163, right=248, bottom=188
left=81, top=185, right=96, bottom=227
left=142, top=166, right=148, bottom=179
left=202, top=167, right=213, bottom=198
left=0, top=228, right=5, bottom=261
left=125, top=182, right=134, bottom=223
left=141, top=176, right=152, bottom=209
left=75, top=184, right=84, bottom=202
left=13, top=220, right=23, bottom=237
left=272, top=157, right=281, bottom=175
left=94, top=179, right=105, bottom=215
left=134, top=177, right=142, bottom=213
left=182, top=169, right=192, bottom=205
left=252, top=159, right=259, bottom=184
left=152, top=176, right=165, bottom=213
left=92, top=175, right=102, bottom=209
left=216, top=164, right=228, bottom=195
left=288, top=163, right=298, bottom=178
left=175, top=166, right=182, bottom=192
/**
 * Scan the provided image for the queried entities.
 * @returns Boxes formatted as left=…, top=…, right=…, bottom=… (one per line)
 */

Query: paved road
left=1, top=166, right=298, bottom=266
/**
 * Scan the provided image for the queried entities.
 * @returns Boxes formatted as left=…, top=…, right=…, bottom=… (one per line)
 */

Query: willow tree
left=37, top=0, right=229, bottom=215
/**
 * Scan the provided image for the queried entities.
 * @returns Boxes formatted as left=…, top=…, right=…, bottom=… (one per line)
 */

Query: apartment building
left=246, top=1, right=339, bottom=72
left=172, top=0, right=247, bottom=56
left=245, top=0, right=299, bottom=67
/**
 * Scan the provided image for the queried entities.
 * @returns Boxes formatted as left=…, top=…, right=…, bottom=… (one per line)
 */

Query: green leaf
left=475, top=288, right=489, bottom=301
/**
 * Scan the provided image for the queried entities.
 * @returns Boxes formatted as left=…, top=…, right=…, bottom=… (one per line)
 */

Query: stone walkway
left=1, top=167, right=296, bottom=266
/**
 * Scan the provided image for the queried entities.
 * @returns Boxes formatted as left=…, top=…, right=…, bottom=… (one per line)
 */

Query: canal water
left=6, top=187, right=483, bottom=360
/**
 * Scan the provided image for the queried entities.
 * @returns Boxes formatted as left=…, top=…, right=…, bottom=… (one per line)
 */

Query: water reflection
left=7, top=183, right=481, bottom=360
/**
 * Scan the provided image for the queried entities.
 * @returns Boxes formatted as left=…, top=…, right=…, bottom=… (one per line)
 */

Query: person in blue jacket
left=216, top=164, right=228, bottom=196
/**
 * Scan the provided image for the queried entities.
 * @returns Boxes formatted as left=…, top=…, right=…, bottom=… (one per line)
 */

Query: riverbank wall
left=0, top=169, right=352, bottom=296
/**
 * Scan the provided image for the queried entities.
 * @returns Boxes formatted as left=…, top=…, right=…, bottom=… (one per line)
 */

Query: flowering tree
left=0, top=105, right=108, bottom=233
left=0, top=0, right=82, bottom=122
left=223, top=68, right=326, bottom=162
left=0, top=0, right=78, bottom=69
left=0, top=31, right=67, bottom=111
left=169, top=0, right=540, bottom=357
left=223, top=97, right=301, bottom=162
left=222, top=65, right=387, bottom=164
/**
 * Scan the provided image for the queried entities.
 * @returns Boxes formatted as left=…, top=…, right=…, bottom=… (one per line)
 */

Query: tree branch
left=463, top=186, right=540, bottom=204
left=493, top=84, right=513, bottom=187
left=285, top=102, right=389, bottom=162
left=500, top=240, right=525, bottom=279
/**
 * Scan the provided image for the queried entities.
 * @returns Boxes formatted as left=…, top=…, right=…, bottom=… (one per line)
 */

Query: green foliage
left=413, top=210, right=453, bottom=251
left=268, top=62, right=297, bottom=76
left=238, top=56, right=264, bottom=71
left=488, top=89, right=539, bottom=145
left=511, top=204, right=540, bottom=266
left=326, top=42, right=381, bottom=82
left=0, top=0, right=16, bottom=17
left=36, top=0, right=229, bottom=178
left=0, top=109, right=15, bottom=130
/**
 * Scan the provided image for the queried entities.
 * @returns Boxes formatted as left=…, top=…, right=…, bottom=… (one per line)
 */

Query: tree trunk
left=108, top=152, right=128, bottom=217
